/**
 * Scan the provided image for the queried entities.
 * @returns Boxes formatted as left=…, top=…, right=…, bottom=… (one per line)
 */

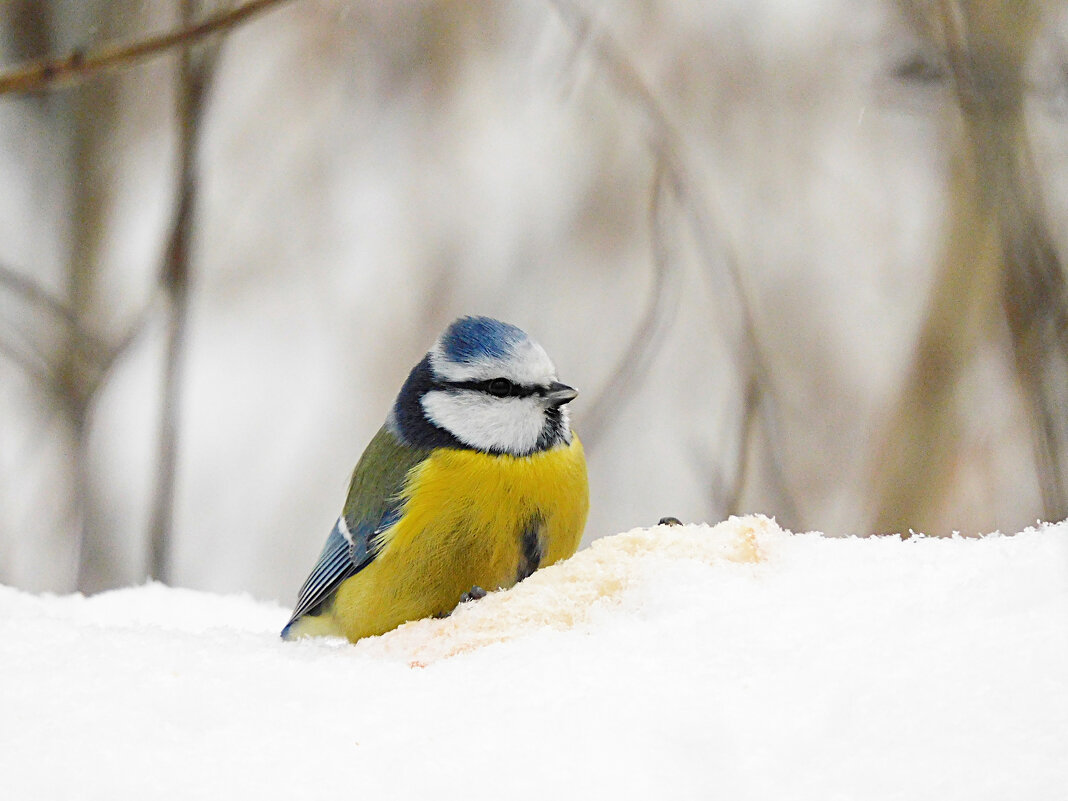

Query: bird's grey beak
left=544, top=381, right=578, bottom=407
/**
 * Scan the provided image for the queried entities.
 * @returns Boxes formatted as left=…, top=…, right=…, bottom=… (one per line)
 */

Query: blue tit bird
left=281, top=315, right=589, bottom=643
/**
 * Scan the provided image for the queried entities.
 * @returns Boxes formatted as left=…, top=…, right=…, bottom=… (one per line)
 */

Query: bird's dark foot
left=437, top=585, right=489, bottom=619
left=460, top=585, right=488, bottom=603
left=658, top=516, right=683, bottom=526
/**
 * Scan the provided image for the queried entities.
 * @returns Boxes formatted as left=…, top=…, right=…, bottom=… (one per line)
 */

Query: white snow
left=2, top=515, right=1066, bottom=800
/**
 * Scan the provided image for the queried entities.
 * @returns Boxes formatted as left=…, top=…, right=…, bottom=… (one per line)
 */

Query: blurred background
left=3, top=0, right=1068, bottom=603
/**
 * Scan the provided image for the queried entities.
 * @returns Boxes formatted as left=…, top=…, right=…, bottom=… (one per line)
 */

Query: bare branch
left=0, top=0, right=295, bottom=96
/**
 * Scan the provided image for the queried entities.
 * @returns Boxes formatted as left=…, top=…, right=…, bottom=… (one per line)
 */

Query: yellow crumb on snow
left=353, top=514, right=779, bottom=665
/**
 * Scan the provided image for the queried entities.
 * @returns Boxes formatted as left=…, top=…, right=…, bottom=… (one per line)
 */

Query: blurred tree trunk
left=50, top=0, right=131, bottom=591
left=874, top=0, right=1067, bottom=534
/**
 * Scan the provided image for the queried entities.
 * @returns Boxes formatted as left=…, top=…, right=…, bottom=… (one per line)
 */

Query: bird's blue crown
left=439, top=316, right=527, bottom=364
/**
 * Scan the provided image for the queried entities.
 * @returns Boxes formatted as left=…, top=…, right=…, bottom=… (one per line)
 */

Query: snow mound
left=2, top=515, right=1066, bottom=801
left=358, top=514, right=771, bottom=664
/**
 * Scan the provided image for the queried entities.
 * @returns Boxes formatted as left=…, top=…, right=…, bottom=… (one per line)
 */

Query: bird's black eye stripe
left=443, top=378, right=538, bottom=398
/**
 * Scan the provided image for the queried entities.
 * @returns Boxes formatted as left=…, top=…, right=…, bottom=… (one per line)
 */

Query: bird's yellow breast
left=321, top=436, right=588, bottom=643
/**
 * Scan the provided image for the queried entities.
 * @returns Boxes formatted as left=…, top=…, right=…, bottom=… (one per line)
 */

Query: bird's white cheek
left=421, top=391, right=544, bottom=454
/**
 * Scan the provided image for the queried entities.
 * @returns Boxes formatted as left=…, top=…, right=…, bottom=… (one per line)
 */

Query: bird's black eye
left=486, top=378, right=513, bottom=397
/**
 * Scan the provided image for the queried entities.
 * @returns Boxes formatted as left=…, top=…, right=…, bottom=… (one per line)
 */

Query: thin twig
left=0, top=263, right=108, bottom=354
left=0, top=264, right=79, bottom=328
left=0, top=0, right=294, bottom=95
left=722, top=378, right=760, bottom=516
left=0, top=328, right=60, bottom=391
left=580, top=157, right=680, bottom=446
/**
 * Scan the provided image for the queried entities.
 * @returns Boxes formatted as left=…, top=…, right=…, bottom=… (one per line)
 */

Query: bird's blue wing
left=281, top=513, right=388, bottom=632
left=281, top=425, right=429, bottom=638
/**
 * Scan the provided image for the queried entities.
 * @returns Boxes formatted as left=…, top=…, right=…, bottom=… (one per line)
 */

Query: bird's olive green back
left=342, top=426, right=431, bottom=527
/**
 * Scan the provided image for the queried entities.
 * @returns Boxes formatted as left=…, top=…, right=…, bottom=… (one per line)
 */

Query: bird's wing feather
left=283, top=426, right=429, bottom=630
